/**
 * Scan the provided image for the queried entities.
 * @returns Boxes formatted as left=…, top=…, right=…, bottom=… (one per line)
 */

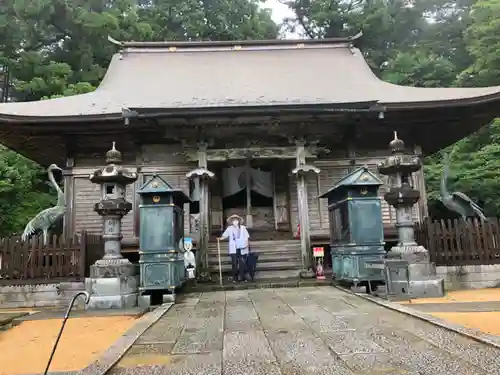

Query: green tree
left=381, top=50, right=457, bottom=88
left=3, top=0, right=277, bottom=101
left=458, top=0, right=500, bottom=86
left=0, top=146, right=56, bottom=236
left=281, top=0, right=431, bottom=72
left=423, top=0, right=500, bottom=217
left=424, top=119, right=500, bottom=218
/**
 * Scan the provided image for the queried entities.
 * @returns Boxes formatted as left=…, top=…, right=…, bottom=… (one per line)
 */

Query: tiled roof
left=0, top=35, right=499, bottom=121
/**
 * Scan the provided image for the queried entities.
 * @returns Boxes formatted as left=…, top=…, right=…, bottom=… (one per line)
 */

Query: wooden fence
left=415, top=217, right=500, bottom=266
left=0, top=231, right=104, bottom=283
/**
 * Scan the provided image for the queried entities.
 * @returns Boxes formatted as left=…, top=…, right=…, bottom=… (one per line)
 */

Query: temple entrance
left=203, top=158, right=292, bottom=239
left=221, top=160, right=275, bottom=231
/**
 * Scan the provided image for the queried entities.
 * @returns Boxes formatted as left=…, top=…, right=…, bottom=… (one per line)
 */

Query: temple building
left=0, top=34, right=499, bottom=279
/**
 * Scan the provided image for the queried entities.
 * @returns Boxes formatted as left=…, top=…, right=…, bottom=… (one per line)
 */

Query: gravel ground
left=0, top=315, right=137, bottom=375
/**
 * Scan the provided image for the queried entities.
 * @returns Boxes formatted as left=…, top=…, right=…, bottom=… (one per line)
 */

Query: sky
left=263, top=0, right=303, bottom=38
left=264, top=0, right=295, bottom=24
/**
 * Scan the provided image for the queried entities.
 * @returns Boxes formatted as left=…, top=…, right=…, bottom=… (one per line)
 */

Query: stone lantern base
left=85, top=259, right=139, bottom=310
left=389, top=244, right=444, bottom=298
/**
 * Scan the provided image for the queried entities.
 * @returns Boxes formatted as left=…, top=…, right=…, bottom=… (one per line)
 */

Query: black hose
left=43, top=291, right=90, bottom=375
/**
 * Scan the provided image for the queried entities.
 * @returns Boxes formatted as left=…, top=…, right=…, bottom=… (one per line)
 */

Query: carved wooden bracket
left=292, top=164, right=321, bottom=176
left=186, top=168, right=216, bottom=180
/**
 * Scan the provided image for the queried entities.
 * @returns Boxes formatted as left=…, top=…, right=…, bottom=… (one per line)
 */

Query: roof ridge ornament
left=389, top=131, right=405, bottom=153
left=108, top=35, right=123, bottom=47
left=105, top=141, right=123, bottom=164
left=348, top=31, right=363, bottom=54
left=348, top=31, right=363, bottom=41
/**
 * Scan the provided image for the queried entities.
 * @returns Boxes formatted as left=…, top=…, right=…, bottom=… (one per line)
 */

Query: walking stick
left=216, top=238, right=223, bottom=287
left=44, top=291, right=90, bottom=375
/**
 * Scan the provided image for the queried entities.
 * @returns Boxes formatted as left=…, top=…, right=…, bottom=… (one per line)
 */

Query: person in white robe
left=218, top=214, right=250, bottom=283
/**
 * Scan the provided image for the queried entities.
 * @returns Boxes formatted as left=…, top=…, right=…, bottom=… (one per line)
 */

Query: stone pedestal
left=388, top=202, right=444, bottom=298
left=390, top=245, right=444, bottom=298
left=86, top=260, right=138, bottom=310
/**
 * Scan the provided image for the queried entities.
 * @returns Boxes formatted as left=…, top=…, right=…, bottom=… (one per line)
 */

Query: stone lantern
left=377, top=132, right=444, bottom=298
left=85, top=142, right=139, bottom=309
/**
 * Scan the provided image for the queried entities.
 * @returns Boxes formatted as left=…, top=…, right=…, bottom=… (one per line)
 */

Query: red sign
left=313, top=247, right=324, bottom=257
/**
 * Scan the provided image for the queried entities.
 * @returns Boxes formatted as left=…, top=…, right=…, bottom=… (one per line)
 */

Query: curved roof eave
left=0, top=93, right=500, bottom=123
left=378, top=86, right=500, bottom=110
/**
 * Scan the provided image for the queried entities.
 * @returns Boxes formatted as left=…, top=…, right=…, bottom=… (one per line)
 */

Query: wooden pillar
left=347, top=144, right=357, bottom=172
left=293, top=140, right=320, bottom=278
left=197, top=143, right=210, bottom=272
left=186, top=142, right=215, bottom=281
left=245, top=158, right=253, bottom=228
left=413, top=145, right=428, bottom=220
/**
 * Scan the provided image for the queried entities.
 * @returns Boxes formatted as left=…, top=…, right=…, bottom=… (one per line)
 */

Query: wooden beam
left=177, top=146, right=329, bottom=162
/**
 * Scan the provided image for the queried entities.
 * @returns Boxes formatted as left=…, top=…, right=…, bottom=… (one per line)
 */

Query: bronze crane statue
left=439, top=153, right=487, bottom=222
left=22, top=164, right=67, bottom=245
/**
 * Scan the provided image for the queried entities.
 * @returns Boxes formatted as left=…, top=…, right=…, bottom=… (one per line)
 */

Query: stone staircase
left=207, top=239, right=302, bottom=280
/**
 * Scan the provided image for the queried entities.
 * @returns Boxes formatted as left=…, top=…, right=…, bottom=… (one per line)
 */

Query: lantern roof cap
left=319, top=166, right=383, bottom=198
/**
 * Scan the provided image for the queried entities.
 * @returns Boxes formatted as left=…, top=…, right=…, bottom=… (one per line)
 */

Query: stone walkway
left=109, top=287, right=500, bottom=375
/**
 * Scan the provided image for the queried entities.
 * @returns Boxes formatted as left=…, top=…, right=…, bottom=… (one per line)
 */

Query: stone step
left=208, top=244, right=301, bottom=253
left=206, top=239, right=302, bottom=280
left=207, top=247, right=300, bottom=256
left=208, top=239, right=301, bottom=248
left=208, top=253, right=301, bottom=263
left=209, top=259, right=302, bottom=271
left=183, top=277, right=331, bottom=293
left=212, top=268, right=302, bottom=281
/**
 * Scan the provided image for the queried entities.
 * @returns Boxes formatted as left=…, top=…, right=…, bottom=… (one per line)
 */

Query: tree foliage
left=1, top=0, right=500, bottom=235
left=0, top=146, right=55, bottom=236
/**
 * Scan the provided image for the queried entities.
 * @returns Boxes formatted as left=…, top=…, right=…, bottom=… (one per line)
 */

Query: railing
left=0, top=231, right=104, bottom=283
left=415, top=217, right=500, bottom=266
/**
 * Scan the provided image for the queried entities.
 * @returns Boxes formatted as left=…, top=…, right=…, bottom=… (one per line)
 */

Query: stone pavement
left=108, top=286, right=500, bottom=375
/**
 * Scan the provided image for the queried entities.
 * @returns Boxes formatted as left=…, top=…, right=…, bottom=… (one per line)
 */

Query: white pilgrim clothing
left=221, top=225, right=250, bottom=255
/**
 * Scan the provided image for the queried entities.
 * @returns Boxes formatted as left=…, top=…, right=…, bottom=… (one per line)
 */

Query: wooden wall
left=67, top=143, right=428, bottom=241
left=69, top=167, right=139, bottom=238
